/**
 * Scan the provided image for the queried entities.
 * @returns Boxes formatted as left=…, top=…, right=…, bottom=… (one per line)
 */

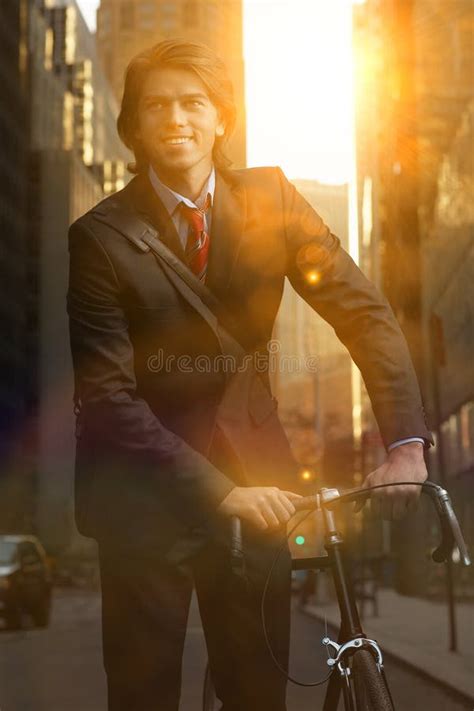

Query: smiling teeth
left=165, top=137, right=191, bottom=144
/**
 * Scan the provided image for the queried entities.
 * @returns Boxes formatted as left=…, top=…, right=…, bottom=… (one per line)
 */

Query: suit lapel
left=124, top=168, right=247, bottom=301
left=206, top=169, right=246, bottom=300
left=126, top=172, right=186, bottom=261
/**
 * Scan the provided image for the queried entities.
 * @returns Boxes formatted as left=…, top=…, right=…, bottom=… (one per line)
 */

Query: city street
left=0, top=588, right=470, bottom=710
left=0, top=1, right=472, bottom=709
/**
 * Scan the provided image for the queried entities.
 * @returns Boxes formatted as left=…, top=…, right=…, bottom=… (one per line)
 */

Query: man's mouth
left=162, top=136, right=193, bottom=145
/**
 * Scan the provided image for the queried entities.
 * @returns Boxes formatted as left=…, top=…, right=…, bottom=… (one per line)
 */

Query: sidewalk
left=303, top=588, right=474, bottom=702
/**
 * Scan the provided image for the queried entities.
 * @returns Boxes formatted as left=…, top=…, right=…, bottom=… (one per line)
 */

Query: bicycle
left=202, top=481, right=471, bottom=710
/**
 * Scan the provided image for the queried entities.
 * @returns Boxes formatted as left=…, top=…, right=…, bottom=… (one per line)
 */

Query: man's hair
left=117, top=38, right=237, bottom=175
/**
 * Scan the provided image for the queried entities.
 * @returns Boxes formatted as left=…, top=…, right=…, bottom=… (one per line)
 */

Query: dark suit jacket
left=67, top=166, right=433, bottom=553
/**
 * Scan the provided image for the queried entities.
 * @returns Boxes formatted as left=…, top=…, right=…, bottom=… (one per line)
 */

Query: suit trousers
left=98, top=521, right=292, bottom=711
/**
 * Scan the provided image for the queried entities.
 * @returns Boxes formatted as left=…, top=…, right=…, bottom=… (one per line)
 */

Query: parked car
left=0, top=535, right=52, bottom=629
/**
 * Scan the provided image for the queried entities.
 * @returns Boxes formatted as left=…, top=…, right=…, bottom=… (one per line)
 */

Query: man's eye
left=188, top=100, right=204, bottom=107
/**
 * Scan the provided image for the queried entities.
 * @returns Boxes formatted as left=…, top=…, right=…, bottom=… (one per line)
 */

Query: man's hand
left=217, top=486, right=303, bottom=531
left=354, top=442, right=428, bottom=521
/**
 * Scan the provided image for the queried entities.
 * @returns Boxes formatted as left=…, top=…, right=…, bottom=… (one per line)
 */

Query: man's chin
left=153, top=155, right=195, bottom=173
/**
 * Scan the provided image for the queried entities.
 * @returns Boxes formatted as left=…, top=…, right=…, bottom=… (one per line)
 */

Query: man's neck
left=150, top=162, right=213, bottom=203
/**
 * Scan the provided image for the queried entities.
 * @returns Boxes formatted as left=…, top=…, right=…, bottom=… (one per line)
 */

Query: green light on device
left=295, top=535, right=305, bottom=546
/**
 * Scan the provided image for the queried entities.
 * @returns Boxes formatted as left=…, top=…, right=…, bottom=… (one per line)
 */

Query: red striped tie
left=180, top=195, right=211, bottom=281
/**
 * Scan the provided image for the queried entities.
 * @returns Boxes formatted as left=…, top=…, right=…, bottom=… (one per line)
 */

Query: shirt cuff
left=387, top=437, right=427, bottom=452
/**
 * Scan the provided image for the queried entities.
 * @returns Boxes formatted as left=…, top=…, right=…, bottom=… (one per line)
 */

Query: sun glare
left=244, top=0, right=355, bottom=184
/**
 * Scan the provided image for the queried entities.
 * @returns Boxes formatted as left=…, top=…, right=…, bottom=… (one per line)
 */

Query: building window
left=139, top=1, right=155, bottom=14
left=138, top=0, right=156, bottom=28
left=44, top=27, right=53, bottom=71
left=206, top=1, right=218, bottom=28
left=161, top=2, right=177, bottom=15
left=160, top=2, right=177, bottom=32
left=139, top=17, right=155, bottom=30
left=65, top=6, right=77, bottom=64
left=99, top=8, right=111, bottom=34
left=460, top=401, right=474, bottom=470
left=183, top=1, right=199, bottom=28
left=441, top=413, right=461, bottom=476
left=120, top=1, right=134, bottom=31
left=62, top=91, right=74, bottom=150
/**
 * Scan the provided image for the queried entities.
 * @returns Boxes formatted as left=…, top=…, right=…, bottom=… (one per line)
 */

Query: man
left=67, top=39, right=433, bottom=710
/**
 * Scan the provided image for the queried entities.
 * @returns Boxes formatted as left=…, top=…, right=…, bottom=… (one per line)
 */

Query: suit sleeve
left=276, top=167, right=434, bottom=450
left=67, top=219, right=235, bottom=527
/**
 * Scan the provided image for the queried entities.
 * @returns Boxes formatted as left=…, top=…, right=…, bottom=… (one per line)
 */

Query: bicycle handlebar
left=291, top=482, right=471, bottom=566
left=230, top=482, right=470, bottom=569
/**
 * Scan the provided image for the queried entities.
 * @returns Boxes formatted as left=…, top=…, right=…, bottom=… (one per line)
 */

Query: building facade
left=0, top=0, right=34, bottom=532
left=353, top=0, right=474, bottom=594
left=0, top=0, right=130, bottom=553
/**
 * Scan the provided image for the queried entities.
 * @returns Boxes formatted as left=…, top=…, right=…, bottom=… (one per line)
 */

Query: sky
left=76, top=0, right=99, bottom=31
left=76, top=0, right=356, bottom=184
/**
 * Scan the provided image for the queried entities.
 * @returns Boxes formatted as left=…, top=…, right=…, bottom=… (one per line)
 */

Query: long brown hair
left=117, top=38, right=237, bottom=175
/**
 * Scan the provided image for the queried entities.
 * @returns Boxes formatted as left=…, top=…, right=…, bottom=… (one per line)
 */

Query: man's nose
left=164, top=101, right=187, bottom=126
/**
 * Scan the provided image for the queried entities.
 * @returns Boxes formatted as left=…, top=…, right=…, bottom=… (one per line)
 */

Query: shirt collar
left=148, top=165, right=215, bottom=215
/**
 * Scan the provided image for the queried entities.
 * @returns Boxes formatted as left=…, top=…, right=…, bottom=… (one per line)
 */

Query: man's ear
left=215, top=111, right=226, bottom=138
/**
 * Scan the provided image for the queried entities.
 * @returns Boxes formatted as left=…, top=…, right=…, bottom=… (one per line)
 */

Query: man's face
left=134, top=66, right=225, bottom=178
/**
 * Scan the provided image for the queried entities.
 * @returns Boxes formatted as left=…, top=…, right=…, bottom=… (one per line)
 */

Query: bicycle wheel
left=351, top=649, right=394, bottom=711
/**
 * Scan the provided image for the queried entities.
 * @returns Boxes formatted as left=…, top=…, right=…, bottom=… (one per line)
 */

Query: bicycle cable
left=260, top=508, right=333, bottom=687
left=260, top=480, right=439, bottom=686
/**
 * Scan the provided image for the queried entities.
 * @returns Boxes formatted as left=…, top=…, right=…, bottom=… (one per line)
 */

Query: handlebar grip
left=230, top=516, right=245, bottom=574
left=294, top=495, right=319, bottom=512
left=433, top=491, right=471, bottom=566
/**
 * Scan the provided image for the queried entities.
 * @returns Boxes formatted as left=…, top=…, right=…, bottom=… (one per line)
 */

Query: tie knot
left=180, top=194, right=211, bottom=232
